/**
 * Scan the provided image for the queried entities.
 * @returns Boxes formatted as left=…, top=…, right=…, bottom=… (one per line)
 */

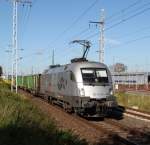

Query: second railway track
left=125, top=107, right=150, bottom=120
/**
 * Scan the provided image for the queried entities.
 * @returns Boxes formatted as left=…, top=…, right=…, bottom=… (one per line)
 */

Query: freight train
left=17, top=59, right=123, bottom=117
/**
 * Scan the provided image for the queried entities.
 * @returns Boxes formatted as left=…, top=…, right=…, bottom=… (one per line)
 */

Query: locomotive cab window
left=96, top=69, right=108, bottom=83
left=81, top=68, right=109, bottom=85
left=81, top=69, right=95, bottom=83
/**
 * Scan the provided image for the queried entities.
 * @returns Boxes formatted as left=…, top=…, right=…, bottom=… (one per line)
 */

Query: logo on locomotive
left=57, top=77, right=67, bottom=90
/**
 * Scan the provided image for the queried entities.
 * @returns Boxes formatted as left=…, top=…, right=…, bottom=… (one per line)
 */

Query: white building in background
left=111, top=72, right=150, bottom=85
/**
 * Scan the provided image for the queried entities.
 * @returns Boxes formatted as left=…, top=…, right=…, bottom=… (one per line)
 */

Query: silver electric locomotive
left=40, top=59, right=118, bottom=117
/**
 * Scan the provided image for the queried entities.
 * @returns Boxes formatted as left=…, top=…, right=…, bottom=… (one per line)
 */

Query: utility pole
left=90, top=9, right=105, bottom=63
left=10, top=0, right=32, bottom=93
left=11, top=0, right=17, bottom=92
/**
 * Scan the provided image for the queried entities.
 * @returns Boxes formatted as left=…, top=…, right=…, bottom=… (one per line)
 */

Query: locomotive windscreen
left=81, top=68, right=109, bottom=85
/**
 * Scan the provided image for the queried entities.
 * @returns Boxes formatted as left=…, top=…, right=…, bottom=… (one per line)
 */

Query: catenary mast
left=90, top=9, right=105, bottom=63
left=11, top=0, right=32, bottom=93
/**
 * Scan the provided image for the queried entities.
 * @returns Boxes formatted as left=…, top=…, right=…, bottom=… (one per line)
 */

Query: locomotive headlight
left=109, top=88, right=114, bottom=95
left=80, top=88, right=85, bottom=96
left=110, top=90, right=113, bottom=95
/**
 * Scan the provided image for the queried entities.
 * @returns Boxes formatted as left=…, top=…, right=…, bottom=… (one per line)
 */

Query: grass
left=0, top=79, right=87, bottom=145
left=115, top=92, right=150, bottom=112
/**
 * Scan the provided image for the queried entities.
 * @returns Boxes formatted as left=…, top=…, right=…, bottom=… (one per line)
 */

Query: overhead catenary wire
left=85, top=6, right=150, bottom=40
left=106, top=0, right=142, bottom=22
left=108, top=25, right=150, bottom=39
left=44, top=9, right=149, bottom=65
left=47, top=0, right=100, bottom=47
left=69, top=0, right=144, bottom=41
left=29, top=34, right=150, bottom=68
left=90, top=24, right=150, bottom=47
left=90, top=34, right=150, bottom=66
left=18, top=0, right=37, bottom=53
left=19, top=4, right=32, bottom=42
left=106, top=7, right=150, bottom=31
left=19, top=0, right=150, bottom=70
left=18, top=0, right=35, bottom=68
left=84, top=20, right=150, bottom=68
left=70, top=1, right=143, bottom=40
left=35, top=3, right=150, bottom=67
left=34, top=0, right=100, bottom=63
left=24, top=32, right=150, bottom=73
left=41, top=0, right=145, bottom=61
left=86, top=1, right=150, bottom=39
left=108, top=34, right=150, bottom=49
left=69, top=27, right=90, bottom=40
left=21, top=4, right=29, bottom=26
left=106, top=0, right=150, bottom=25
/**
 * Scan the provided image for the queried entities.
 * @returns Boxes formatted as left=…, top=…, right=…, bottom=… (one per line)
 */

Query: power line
left=106, top=7, right=150, bottom=31
left=108, top=34, right=150, bottom=49
left=43, top=0, right=144, bottom=61
left=107, top=1, right=150, bottom=26
left=40, top=5, right=150, bottom=66
left=85, top=6, right=150, bottom=40
left=84, top=1, right=150, bottom=39
left=70, top=27, right=90, bottom=40
left=70, top=0, right=143, bottom=41
left=74, top=0, right=143, bottom=40
left=47, top=0, right=100, bottom=47
left=20, top=5, right=32, bottom=37
left=106, top=0, right=142, bottom=22
left=24, top=31, right=150, bottom=70
left=109, top=25, right=150, bottom=39
left=124, top=35, right=150, bottom=45
left=107, top=1, right=150, bottom=25
left=37, top=0, right=100, bottom=62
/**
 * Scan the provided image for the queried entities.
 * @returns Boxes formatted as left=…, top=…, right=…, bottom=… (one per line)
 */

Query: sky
left=0, top=0, right=150, bottom=74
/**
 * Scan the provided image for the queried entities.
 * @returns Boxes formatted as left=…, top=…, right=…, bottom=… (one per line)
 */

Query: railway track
left=125, top=107, right=150, bottom=121
left=81, top=117, right=149, bottom=145
left=20, top=90, right=150, bottom=145
left=103, top=118, right=150, bottom=145
left=45, top=101, right=150, bottom=145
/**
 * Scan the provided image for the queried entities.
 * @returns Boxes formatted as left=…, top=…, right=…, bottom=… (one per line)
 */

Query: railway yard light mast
left=90, top=9, right=105, bottom=63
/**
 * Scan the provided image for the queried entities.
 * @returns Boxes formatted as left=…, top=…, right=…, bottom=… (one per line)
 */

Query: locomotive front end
left=76, top=64, right=119, bottom=117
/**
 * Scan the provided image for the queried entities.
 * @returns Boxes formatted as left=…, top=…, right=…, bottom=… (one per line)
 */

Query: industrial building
left=111, top=72, right=150, bottom=85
